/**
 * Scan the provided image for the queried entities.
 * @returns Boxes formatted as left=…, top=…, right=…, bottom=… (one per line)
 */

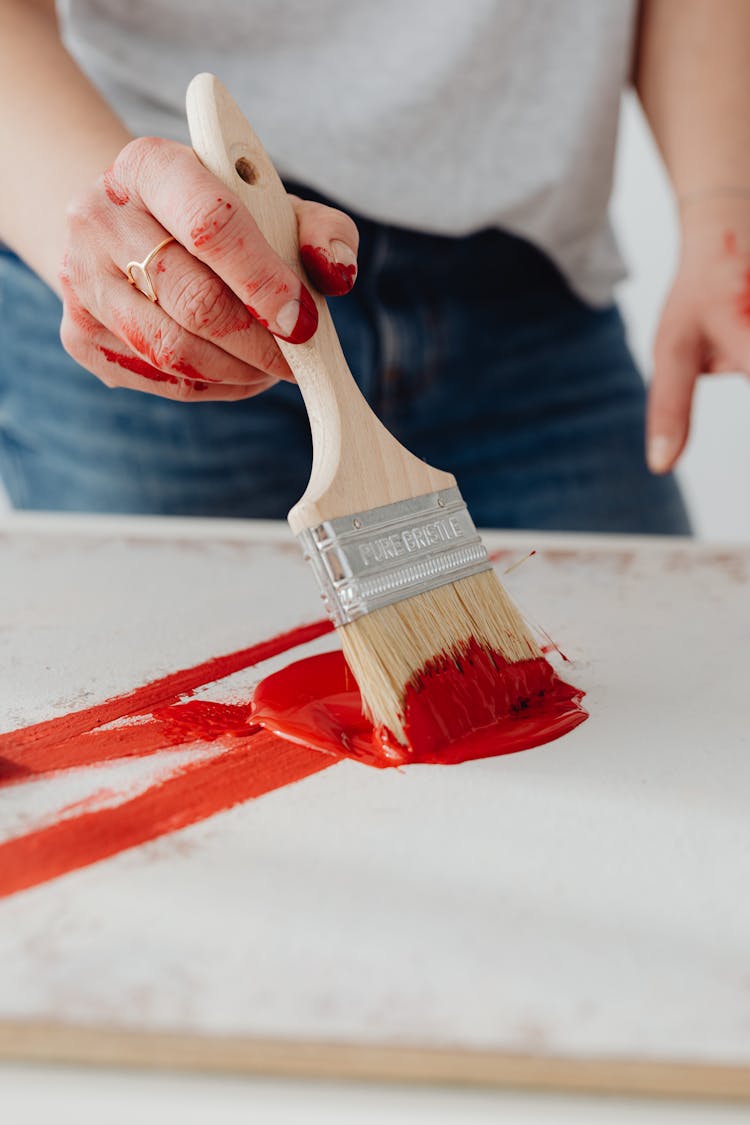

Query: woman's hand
left=647, top=196, right=750, bottom=472
left=59, top=137, right=359, bottom=401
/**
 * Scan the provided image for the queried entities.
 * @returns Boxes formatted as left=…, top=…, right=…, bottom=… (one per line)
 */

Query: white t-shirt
left=58, top=0, right=638, bottom=305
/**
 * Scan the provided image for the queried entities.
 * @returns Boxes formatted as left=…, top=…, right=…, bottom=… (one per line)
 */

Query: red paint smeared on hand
left=246, top=285, right=318, bottom=344
left=285, top=285, right=318, bottom=343
left=724, top=230, right=739, bottom=256
left=98, top=346, right=179, bottom=385
left=737, top=268, right=750, bottom=324
left=300, top=245, right=357, bottom=296
left=253, top=648, right=587, bottom=769
left=103, top=171, right=129, bottom=206
left=173, top=358, right=210, bottom=382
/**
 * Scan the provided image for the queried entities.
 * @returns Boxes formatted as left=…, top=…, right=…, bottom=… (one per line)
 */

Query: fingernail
left=274, top=285, right=318, bottom=343
left=331, top=239, right=357, bottom=271
left=647, top=435, right=678, bottom=474
left=300, top=242, right=357, bottom=296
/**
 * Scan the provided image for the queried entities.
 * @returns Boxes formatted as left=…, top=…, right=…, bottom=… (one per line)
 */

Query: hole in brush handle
left=235, top=156, right=258, bottom=185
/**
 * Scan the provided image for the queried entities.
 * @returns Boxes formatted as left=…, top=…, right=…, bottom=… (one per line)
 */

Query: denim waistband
left=284, top=181, right=578, bottom=305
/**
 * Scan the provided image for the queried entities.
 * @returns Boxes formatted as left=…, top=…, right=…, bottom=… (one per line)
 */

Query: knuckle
left=150, top=321, right=185, bottom=370
left=169, top=269, right=228, bottom=333
left=187, top=195, right=243, bottom=254
left=59, top=315, right=83, bottom=360
left=245, top=269, right=286, bottom=306
left=65, top=185, right=99, bottom=233
left=255, top=332, right=285, bottom=375
left=172, top=378, right=198, bottom=403
left=115, top=135, right=158, bottom=179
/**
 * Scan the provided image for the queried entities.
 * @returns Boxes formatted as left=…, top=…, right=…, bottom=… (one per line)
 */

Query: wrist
left=677, top=192, right=750, bottom=258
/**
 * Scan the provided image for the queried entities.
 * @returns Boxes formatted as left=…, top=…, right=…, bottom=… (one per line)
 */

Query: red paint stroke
left=0, top=733, right=334, bottom=899
left=103, top=171, right=129, bottom=207
left=300, top=244, right=357, bottom=297
left=0, top=612, right=586, bottom=899
left=253, top=648, right=587, bottom=769
left=0, top=619, right=333, bottom=761
left=0, top=620, right=336, bottom=897
left=724, top=229, right=738, bottom=256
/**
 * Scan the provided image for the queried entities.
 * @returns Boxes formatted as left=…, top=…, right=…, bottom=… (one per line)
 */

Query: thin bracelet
left=678, top=186, right=750, bottom=209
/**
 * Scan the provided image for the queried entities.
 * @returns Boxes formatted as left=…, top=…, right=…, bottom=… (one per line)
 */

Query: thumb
left=646, top=321, right=703, bottom=474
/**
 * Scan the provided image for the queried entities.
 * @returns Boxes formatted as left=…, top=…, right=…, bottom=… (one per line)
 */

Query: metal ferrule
left=296, top=487, right=491, bottom=626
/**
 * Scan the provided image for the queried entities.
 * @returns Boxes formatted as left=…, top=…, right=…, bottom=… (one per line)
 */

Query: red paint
left=0, top=734, right=335, bottom=899
left=0, top=620, right=336, bottom=897
left=103, top=171, right=129, bottom=207
left=724, top=230, right=738, bottom=256
left=190, top=381, right=209, bottom=392
left=98, top=346, right=179, bottom=385
left=190, top=201, right=233, bottom=248
left=253, top=648, right=586, bottom=769
left=155, top=258, right=167, bottom=274
left=283, top=284, right=318, bottom=343
left=0, top=619, right=333, bottom=762
left=120, top=321, right=152, bottom=358
left=0, top=612, right=585, bottom=899
left=210, top=309, right=255, bottom=338
left=300, top=244, right=357, bottom=297
left=246, top=283, right=318, bottom=344
left=245, top=304, right=270, bottom=329
left=737, top=268, right=750, bottom=323
left=173, top=358, right=209, bottom=382
left=68, top=301, right=100, bottom=340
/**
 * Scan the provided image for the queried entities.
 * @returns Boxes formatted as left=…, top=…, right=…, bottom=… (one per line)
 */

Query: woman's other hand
left=647, top=198, right=750, bottom=474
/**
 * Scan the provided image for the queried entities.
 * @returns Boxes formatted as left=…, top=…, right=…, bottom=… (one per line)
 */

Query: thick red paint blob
left=253, top=649, right=587, bottom=769
left=300, top=245, right=357, bottom=297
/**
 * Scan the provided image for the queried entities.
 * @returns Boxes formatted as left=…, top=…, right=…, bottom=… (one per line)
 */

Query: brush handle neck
left=186, top=74, right=453, bottom=530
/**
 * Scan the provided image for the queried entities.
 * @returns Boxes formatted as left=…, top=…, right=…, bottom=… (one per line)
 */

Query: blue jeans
left=0, top=207, right=690, bottom=533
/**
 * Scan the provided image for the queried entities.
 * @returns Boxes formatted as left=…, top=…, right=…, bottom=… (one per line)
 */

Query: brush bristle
left=339, top=569, right=542, bottom=745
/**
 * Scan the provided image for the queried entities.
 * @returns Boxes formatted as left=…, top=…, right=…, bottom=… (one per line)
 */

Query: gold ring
left=125, top=236, right=175, bottom=303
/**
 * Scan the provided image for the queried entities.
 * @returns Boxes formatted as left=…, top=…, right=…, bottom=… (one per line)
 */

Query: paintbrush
left=187, top=74, right=543, bottom=748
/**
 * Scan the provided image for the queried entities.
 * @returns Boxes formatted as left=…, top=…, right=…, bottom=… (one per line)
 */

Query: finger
left=108, top=222, right=293, bottom=381
left=85, top=259, right=282, bottom=390
left=116, top=139, right=318, bottom=343
left=61, top=293, right=269, bottom=403
left=292, top=196, right=359, bottom=296
left=647, top=322, right=703, bottom=474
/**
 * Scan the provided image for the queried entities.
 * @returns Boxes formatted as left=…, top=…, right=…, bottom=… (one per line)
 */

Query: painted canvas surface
left=1, top=519, right=749, bottom=1074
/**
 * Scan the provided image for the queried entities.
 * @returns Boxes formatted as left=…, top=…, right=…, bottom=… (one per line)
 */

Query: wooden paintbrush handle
left=186, top=73, right=453, bottom=531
